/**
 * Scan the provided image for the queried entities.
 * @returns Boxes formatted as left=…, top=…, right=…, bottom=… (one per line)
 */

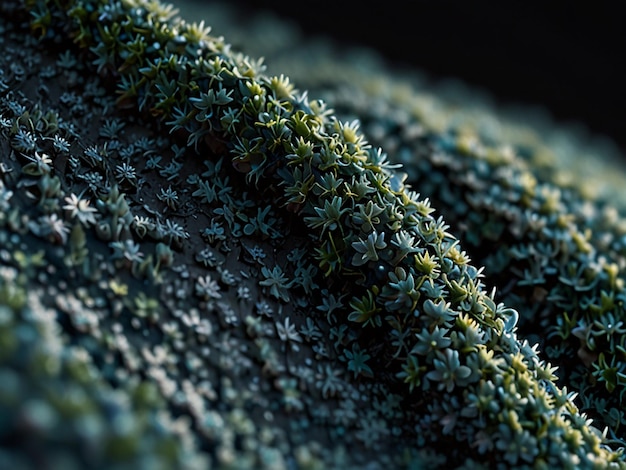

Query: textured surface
left=0, top=0, right=625, bottom=468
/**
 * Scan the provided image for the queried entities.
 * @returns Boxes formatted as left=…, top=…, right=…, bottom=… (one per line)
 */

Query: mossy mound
left=0, top=0, right=624, bottom=468
left=178, top=1, right=626, bottom=451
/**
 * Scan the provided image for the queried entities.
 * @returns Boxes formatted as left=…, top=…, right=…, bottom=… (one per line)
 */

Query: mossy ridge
left=178, top=0, right=626, bottom=212
left=410, top=126, right=626, bottom=450
left=8, top=0, right=626, bottom=467
left=0, top=12, right=433, bottom=469
left=303, top=68, right=626, bottom=448
left=189, top=3, right=626, bottom=450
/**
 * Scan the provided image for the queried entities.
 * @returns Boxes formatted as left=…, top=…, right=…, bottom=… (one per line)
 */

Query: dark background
left=224, top=1, right=626, bottom=157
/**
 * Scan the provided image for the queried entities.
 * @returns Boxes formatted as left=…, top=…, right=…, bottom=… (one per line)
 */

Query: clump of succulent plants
left=0, top=0, right=624, bottom=468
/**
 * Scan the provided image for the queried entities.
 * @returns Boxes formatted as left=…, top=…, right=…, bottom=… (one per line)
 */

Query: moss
left=270, top=31, right=626, bottom=449
left=194, top=0, right=626, bottom=452
left=0, top=0, right=625, bottom=468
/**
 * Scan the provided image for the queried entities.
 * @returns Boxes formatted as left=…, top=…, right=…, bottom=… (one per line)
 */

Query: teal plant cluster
left=386, top=109, right=626, bottom=448
left=306, top=81, right=626, bottom=450
left=0, top=0, right=624, bottom=468
left=203, top=3, right=626, bottom=451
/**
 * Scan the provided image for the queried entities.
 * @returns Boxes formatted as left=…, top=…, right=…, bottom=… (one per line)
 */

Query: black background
left=224, top=1, right=626, bottom=157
